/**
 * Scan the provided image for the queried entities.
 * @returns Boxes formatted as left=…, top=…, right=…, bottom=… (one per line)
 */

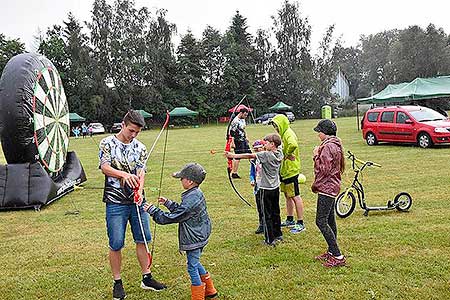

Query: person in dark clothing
left=311, top=119, right=346, bottom=268
left=81, top=123, right=87, bottom=138
left=229, top=108, right=251, bottom=179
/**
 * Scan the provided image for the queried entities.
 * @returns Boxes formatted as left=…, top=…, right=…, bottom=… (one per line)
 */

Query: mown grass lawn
left=1, top=116, right=450, bottom=300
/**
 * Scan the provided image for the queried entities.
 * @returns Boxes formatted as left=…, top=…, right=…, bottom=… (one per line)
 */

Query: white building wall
left=331, top=70, right=350, bottom=100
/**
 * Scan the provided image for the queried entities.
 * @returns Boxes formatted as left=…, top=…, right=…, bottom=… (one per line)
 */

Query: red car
left=361, top=105, right=450, bottom=148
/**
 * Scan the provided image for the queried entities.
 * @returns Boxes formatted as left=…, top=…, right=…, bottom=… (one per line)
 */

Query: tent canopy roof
left=269, top=101, right=293, bottom=111
left=169, top=107, right=198, bottom=117
left=357, top=76, right=450, bottom=104
left=136, top=109, right=152, bottom=118
left=228, top=104, right=253, bottom=113
left=69, top=112, right=86, bottom=122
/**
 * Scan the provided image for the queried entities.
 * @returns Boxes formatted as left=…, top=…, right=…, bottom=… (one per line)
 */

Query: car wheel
left=366, top=132, right=378, bottom=146
left=417, top=132, right=432, bottom=148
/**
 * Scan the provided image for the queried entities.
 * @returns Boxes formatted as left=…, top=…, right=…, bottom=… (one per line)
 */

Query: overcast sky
left=2, top=0, right=449, bottom=52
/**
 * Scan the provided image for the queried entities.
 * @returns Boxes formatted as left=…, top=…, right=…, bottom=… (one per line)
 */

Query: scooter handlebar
left=347, top=151, right=381, bottom=167
left=366, top=161, right=382, bottom=168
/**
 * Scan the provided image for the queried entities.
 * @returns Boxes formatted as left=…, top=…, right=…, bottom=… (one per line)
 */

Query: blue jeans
left=106, top=203, right=152, bottom=251
left=186, top=248, right=207, bottom=286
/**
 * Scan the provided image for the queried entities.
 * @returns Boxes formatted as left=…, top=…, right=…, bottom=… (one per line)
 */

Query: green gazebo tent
left=69, top=112, right=86, bottom=122
left=269, top=101, right=293, bottom=112
left=137, top=109, right=153, bottom=118
left=357, top=76, right=450, bottom=104
left=169, top=107, right=199, bottom=117
left=169, top=107, right=199, bottom=127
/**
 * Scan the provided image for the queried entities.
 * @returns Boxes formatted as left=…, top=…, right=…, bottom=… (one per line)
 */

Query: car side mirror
left=405, top=119, right=413, bottom=124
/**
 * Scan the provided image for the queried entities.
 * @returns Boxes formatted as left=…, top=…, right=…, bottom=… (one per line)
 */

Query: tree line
left=1, top=0, right=450, bottom=124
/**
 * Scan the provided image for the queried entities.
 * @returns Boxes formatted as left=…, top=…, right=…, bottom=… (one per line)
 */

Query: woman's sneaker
left=315, top=252, right=332, bottom=261
left=141, top=274, right=167, bottom=291
left=113, top=281, right=126, bottom=300
left=323, top=255, right=346, bottom=268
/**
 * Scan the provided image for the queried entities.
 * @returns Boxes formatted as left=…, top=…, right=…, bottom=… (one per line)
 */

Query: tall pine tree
left=222, top=11, right=256, bottom=109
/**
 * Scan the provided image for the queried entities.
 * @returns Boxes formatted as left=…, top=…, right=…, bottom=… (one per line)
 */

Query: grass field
left=1, top=117, right=450, bottom=300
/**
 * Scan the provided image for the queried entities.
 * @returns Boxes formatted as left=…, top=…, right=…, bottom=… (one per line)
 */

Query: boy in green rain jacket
left=270, top=114, right=305, bottom=234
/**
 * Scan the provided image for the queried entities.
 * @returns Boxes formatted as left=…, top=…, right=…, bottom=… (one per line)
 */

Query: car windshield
left=410, top=108, right=446, bottom=122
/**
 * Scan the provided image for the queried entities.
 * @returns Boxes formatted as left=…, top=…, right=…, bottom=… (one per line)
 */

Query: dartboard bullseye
left=32, top=67, right=70, bottom=172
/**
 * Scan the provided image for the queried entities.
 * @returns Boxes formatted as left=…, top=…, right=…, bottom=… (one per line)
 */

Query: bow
left=225, top=95, right=252, bottom=207
left=133, top=182, right=152, bottom=268
left=134, top=110, right=170, bottom=269
left=144, top=111, right=170, bottom=165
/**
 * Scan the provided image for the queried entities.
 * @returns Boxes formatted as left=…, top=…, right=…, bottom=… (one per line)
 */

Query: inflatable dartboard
left=0, top=53, right=86, bottom=210
left=0, top=53, right=70, bottom=174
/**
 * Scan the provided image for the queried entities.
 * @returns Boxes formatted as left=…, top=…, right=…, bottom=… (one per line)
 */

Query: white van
left=285, top=112, right=295, bottom=123
left=88, top=122, right=105, bottom=134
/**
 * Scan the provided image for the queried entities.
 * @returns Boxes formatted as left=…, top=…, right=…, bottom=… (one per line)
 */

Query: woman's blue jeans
left=186, top=248, right=207, bottom=286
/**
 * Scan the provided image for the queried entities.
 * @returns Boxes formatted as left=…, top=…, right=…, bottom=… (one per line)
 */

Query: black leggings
left=315, top=194, right=341, bottom=256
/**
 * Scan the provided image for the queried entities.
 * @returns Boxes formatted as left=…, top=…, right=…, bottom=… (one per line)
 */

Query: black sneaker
left=231, top=173, right=241, bottom=179
left=141, top=274, right=167, bottom=291
left=255, top=225, right=263, bottom=234
left=113, top=281, right=126, bottom=300
left=261, top=240, right=276, bottom=247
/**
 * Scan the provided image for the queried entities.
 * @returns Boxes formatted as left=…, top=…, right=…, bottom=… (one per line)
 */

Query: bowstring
left=245, top=96, right=256, bottom=124
left=150, top=121, right=169, bottom=263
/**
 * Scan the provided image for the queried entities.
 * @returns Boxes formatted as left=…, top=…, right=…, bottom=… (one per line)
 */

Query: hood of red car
left=424, top=120, right=450, bottom=127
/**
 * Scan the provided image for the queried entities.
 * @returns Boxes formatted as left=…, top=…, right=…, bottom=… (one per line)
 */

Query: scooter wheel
left=335, top=191, right=356, bottom=218
left=394, top=192, right=412, bottom=211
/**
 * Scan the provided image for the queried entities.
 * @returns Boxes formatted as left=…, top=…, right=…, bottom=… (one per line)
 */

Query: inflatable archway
left=0, top=53, right=86, bottom=210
